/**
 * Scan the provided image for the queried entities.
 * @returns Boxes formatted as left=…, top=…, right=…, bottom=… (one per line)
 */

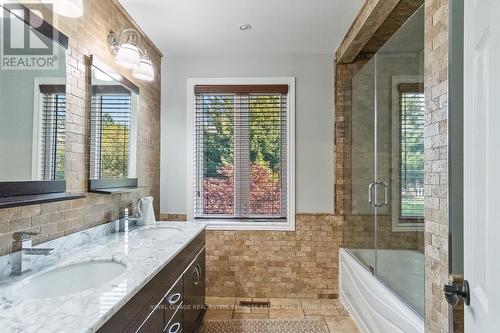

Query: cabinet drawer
left=135, top=302, right=164, bottom=333
left=164, top=277, right=183, bottom=321
left=164, top=306, right=183, bottom=333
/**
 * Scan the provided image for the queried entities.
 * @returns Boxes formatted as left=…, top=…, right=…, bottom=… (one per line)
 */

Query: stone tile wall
left=335, top=61, right=369, bottom=217
left=344, top=215, right=424, bottom=251
left=206, top=214, right=343, bottom=299
left=0, top=0, right=161, bottom=255
left=424, top=0, right=453, bottom=332
left=159, top=214, right=188, bottom=222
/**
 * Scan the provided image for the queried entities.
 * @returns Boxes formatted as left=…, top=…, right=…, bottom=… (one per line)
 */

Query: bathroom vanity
left=98, top=230, right=206, bottom=333
left=0, top=222, right=207, bottom=333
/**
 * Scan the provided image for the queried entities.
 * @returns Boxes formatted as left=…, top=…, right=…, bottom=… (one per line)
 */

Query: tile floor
left=204, top=297, right=360, bottom=333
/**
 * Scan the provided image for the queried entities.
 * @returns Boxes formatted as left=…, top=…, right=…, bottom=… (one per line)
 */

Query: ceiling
left=118, top=0, right=364, bottom=55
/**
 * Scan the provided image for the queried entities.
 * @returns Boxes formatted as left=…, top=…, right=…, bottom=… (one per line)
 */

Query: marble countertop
left=0, top=221, right=207, bottom=333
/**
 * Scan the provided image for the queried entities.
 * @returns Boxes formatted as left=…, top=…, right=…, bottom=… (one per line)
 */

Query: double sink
left=10, top=226, right=183, bottom=300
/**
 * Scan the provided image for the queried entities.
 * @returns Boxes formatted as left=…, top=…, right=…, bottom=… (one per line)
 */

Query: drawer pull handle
left=167, top=293, right=181, bottom=305
left=168, top=322, right=181, bottom=333
left=194, top=264, right=201, bottom=285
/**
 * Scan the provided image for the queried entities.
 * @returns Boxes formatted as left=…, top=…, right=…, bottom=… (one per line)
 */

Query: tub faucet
left=11, top=232, right=54, bottom=276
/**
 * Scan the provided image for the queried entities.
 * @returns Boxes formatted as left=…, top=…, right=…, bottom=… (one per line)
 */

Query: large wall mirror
left=89, top=56, right=139, bottom=193
left=0, top=4, right=74, bottom=204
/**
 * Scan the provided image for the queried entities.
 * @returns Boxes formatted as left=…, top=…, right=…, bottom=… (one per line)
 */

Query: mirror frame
left=0, top=4, right=70, bottom=201
left=88, top=55, right=139, bottom=194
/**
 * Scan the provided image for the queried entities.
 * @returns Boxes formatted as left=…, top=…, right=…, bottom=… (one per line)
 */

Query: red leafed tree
left=203, top=163, right=280, bottom=215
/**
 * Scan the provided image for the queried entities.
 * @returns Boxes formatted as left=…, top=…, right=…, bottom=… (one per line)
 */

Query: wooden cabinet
left=183, top=249, right=206, bottom=333
left=97, top=231, right=206, bottom=333
left=164, top=306, right=183, bottom=333
left=136, top=302, right=164, bottom=333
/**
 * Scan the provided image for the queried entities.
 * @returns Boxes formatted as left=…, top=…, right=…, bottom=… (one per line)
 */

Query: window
left=90, top=85, right=137, bottom=179
left=392, top=80, right=425, bottom=231
left=188, top=78, right=295, bottom=230
left=33, top=83, right=66, bottom=180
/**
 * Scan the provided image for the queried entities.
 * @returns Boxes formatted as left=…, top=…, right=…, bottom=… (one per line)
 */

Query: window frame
left=186, top=77, right=296, bottom=231
left=391, top=76, right=425, bottom=232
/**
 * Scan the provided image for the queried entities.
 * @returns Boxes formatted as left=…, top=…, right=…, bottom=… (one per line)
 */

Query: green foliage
left=249, top=95, right=281, bottom=173
left=203, top=94, right=282, bottom=177
left=100, top=113, right=129, bottom=178
left=203, top=96, right=233, bottom=178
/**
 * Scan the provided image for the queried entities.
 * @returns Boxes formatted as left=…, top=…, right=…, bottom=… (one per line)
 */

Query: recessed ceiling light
left=239, top=24, right=252, bottom=32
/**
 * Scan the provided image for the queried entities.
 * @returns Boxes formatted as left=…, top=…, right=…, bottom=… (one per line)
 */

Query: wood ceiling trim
left=361, top=0, right=424, bottom=55
left=335, top=0, right=400, bottom=64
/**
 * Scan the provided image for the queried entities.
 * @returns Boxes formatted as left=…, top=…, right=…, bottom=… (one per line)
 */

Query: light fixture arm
left=107, top=32, right=120, bottom=56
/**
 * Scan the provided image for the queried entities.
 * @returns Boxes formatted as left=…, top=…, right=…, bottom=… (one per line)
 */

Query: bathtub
left=339, top=248, right=424, bottom=333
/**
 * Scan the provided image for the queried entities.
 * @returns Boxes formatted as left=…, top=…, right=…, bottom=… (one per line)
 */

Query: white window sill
left=202, top=219, right=295, bottom=231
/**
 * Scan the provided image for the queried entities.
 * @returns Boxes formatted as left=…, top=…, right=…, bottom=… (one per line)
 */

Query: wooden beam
left=335, top=0, right=399, bottom=64
left=361, top=0, right=424, bottom=54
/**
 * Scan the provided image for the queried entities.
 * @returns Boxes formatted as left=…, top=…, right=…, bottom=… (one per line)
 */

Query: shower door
left=373, top=7, right=425, bottom=316
left=347, top=56, right=377, bottom=271
left=345, top=5, right=425, bottom=317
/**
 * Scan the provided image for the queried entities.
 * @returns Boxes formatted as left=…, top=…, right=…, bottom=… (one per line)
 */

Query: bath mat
left=201, top=319, right=329, bottom=333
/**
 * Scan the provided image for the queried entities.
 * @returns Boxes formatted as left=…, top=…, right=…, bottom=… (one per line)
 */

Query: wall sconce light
left=42, top=0, right=84, bottom=18
left=108, top=29, right=155, bottom=82
left=133, top=50, right=155, bottom=82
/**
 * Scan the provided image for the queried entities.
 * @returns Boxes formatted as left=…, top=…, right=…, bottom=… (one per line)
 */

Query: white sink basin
left=13, top=260, right=127, bottom=299
left=131, top=226, right=183, bottom=240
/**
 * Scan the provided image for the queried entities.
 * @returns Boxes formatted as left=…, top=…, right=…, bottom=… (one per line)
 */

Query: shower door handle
left=368, top=182, right=376, bottom=207
left=380, top=182, right=389, bottom=207
left=368, top=181, right=390, bottom=208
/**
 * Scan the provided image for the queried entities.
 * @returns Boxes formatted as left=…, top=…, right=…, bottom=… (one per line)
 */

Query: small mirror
left=89, top=57, right=139, bottom=193
left=0, top=4, right=69, bottom=199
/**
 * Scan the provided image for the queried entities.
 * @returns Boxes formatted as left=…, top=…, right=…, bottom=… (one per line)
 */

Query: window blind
left=398, top=83, right=424, bottom=221
left=193, top=85, right=288, bottom=221
left=90, top=85, right=132, bottom=179
left=39, top=85, right=65, bottom=180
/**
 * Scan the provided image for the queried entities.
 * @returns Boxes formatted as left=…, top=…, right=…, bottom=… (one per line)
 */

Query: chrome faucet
left=11, top=232, right=54, bottom=276
left=118, top=207, right=139, bottom=232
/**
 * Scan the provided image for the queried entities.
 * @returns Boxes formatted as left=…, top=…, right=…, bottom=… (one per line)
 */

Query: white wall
left=160, top=53, right=334, bottom=215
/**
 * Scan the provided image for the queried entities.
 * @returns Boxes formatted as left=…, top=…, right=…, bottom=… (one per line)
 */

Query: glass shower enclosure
left=343, top=6, right=425, bottom=316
